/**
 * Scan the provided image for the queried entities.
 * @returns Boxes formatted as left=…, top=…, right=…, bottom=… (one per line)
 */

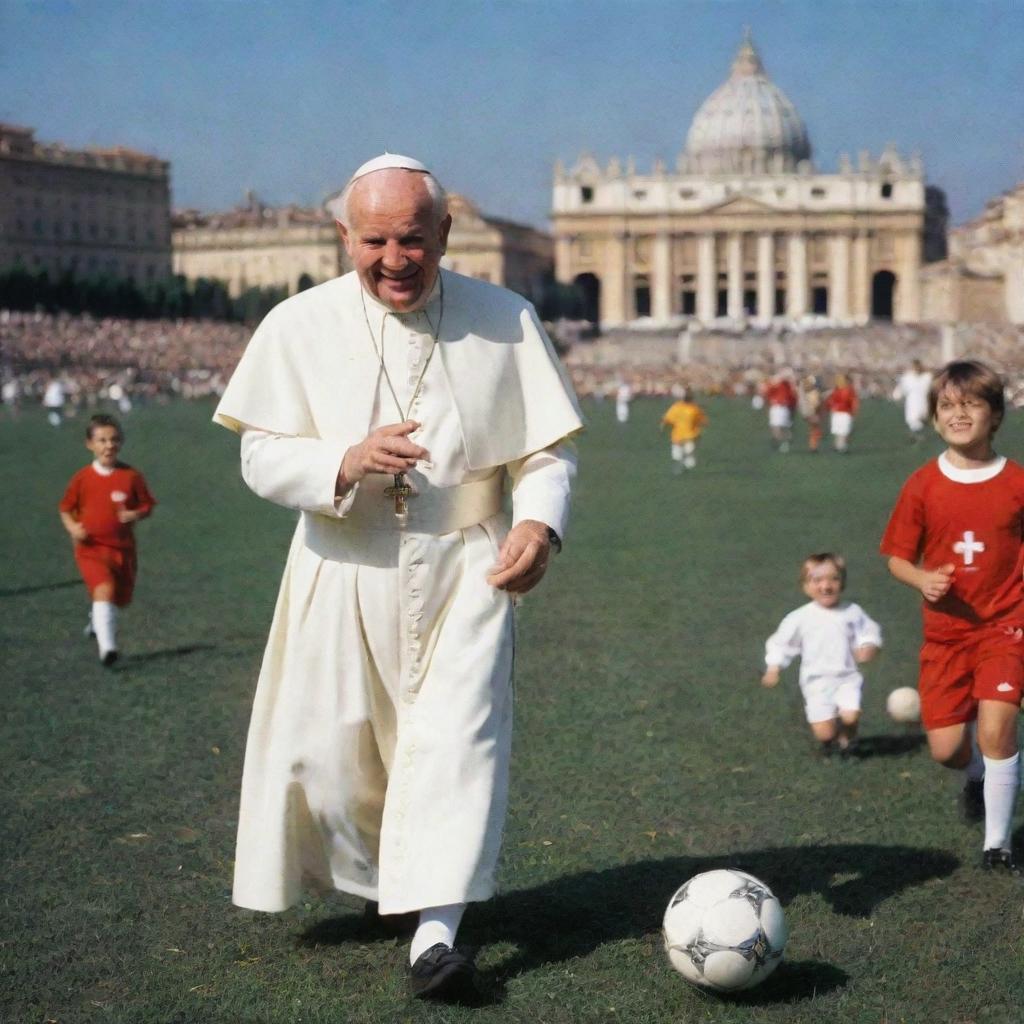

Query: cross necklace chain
left=359, top=276, right=445, bottom=521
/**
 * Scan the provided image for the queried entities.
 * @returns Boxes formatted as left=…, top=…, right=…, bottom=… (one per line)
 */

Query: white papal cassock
left=214, top=269, right=582, bottom=914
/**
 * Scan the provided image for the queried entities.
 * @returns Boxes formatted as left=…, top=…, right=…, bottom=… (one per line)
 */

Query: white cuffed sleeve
left=765, top=610, right=803, bottom=670
left=507, top=440, right=577, bottom=542
left=240, top=429, right=356, bottom=517
left=852, top=605, right=883, bottom=649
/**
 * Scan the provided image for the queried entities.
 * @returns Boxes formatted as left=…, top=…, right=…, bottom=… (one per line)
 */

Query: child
left=661, top=386, right=708, bottom=474
left=881, top=360, right=1024, bottom=872
left=825, top=373, right=858, bottom=453
left=761, top=553, right=882, bottom=756
left=59, top=414, right=156, bottom=665
left=765, top=371, right=798, bottom=453
left=798, top=374, right=823, bottom=453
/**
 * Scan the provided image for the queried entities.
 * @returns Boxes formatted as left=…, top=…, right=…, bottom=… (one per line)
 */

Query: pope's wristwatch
left=546, top=526, right=562, bottom=554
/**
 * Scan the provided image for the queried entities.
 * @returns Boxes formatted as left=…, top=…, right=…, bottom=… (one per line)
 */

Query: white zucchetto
left=348, top=153, right=430, bottom=183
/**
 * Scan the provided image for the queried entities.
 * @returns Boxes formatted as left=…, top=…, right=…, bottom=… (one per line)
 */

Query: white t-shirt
left=765, top=600, right=882, bottom=684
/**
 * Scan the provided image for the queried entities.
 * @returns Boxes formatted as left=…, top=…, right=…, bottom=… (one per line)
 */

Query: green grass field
left=3, top=396, right=1023, bottom=1024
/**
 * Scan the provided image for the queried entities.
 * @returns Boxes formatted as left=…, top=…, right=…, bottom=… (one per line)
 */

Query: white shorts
left=830, top=411, right=853, bottom=437
left=671, top=441, right=696, bottom=461
left=768, top=405, right=792, bottom=429
left=800, top=674, right=863, bottom=723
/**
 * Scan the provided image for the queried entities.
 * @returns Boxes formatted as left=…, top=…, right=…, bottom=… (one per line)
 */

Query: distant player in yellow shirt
left=661, top=387, right=708, bottom=474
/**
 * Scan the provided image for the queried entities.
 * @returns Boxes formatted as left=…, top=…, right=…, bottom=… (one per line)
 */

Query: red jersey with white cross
left=59, top=462, right=156, bottom=549
left=880, top=455, right=1024, bottom=642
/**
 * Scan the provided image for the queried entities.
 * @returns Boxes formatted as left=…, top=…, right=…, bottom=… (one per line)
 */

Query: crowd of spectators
left=0, top=309, right=249, bottom=410
left=3, top=308, right=1024, bottom=417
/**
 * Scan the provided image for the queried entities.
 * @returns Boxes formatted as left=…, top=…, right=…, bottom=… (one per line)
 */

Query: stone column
left=554, top=233, right=573, bottom=282
left=727, top=233, right=743, bottom=320
left=852, top=230, right=870, bottom=322
left=652, top=230, right=673, bottom=322
left=756, top=232, right=774, bottom=322
left=786, top=233, right=808, bottom=319
left=601, top=231, right=628, bottom=326
left=829, top=233, right=851, bottom=320
left=896, top=231, right=922, bottom=322
left=697, top=232, right=716, bottom=322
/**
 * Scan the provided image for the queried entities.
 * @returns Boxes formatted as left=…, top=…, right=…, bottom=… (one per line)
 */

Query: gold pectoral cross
left=384, top=473, right=412, bottom=520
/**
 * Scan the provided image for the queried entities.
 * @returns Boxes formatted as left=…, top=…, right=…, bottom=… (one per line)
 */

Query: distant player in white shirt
left=615, top=381, right=633, bottom=424
left=761, top=553, right=882, bottom=756
left=893, top=360, right=932, bottom=441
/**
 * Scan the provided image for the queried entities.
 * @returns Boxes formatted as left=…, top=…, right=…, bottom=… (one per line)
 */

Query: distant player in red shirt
left=765, top=371, right=798, bottom=453
left=881, top=361, right=1022, bottom=872
left=825, top=373, right=859, bottom=453
left=59, top=414, right=156, bottom=666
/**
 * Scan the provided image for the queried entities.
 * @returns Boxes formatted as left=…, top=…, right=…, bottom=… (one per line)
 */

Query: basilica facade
left=552, top=34, right=945, bottom=328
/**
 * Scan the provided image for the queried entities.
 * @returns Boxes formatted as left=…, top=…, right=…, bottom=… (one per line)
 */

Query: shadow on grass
left=120, top=643, right=216, bottom=665
left=0, top=578, right=80, bottom=597
left=847, top=733, right=927, bottom=758
left=300, top=842, right=956, bottom=1005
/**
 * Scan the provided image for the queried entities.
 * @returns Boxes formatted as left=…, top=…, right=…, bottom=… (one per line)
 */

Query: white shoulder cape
left=214, top=270, right=583, bottom=470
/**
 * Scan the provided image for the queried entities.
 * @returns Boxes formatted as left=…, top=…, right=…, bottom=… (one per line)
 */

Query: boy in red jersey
left=59, top=414, right=156, bottom=666
left=765, top=371, right=798, bottom=453
left=825, top=373, right=859, bottom=453
left=881, top=361, right=1023, bottom=872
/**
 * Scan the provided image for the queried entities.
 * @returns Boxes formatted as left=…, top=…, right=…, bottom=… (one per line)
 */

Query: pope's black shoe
left=101, top=650, right=119, bottom=667
left=409, top=942, right=477, bottom=1001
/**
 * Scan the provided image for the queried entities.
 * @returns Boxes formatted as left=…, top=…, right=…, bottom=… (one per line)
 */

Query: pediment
left=703, top=195, right=778, bottom=215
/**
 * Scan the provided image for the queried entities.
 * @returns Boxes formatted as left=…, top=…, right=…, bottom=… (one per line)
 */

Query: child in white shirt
left=761, top=553, right=882, bottom=756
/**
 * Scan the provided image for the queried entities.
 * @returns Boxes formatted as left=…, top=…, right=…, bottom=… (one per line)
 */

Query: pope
left=214, top=154, right=582, bottom=1000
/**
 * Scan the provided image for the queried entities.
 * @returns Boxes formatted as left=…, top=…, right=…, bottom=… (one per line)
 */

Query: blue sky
left=3, top=1, right=1022, bottom=228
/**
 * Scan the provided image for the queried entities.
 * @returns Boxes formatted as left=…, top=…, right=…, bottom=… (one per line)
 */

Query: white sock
left=983, top=753, right=1020, bottom=851
left=92, top=601, right=118, bottom=657
left=964, top=727, right=985, bottom=782
left=409, top=903, right=466, bottom=965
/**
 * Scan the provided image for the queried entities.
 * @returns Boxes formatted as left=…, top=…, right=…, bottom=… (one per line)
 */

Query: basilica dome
left=683, top=33, right=812, bottom=174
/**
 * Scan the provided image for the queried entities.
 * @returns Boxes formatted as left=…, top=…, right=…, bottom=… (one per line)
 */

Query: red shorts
left=75, top=543, right=137, bottom=607
left=919, top=624, right=1024, bottom=730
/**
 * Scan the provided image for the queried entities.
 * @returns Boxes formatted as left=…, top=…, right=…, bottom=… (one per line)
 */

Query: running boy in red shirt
left=881, top=360, right=1023, bottom=871
left=59, top=414, right=156, bottom=666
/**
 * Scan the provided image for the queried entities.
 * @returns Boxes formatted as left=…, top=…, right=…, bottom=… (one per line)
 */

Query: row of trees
left=0, top=263, right=592, bottom=329
left=0, top=265, right=292, bottom=323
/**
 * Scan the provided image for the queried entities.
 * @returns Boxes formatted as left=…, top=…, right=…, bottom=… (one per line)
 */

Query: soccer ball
left=886, top=686, right=921, bottom=723
left=663, top=869, right=787, bottom=992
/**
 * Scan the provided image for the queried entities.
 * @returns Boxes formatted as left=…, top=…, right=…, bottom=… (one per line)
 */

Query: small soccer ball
left=663, top=868, right=787, bottom=993
left=886, top=686, right=921, bottom=723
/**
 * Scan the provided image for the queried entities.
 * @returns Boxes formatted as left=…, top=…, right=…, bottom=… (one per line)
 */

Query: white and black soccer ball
left=663, top=868, right=788, bottom=992
left=886, top=686, right=921, bottom=724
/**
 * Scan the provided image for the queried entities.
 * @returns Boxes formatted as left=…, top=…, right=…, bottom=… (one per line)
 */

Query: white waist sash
left=306, top=473, right=505, bottom=552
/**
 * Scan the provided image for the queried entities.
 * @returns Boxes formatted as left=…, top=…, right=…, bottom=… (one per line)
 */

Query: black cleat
left=982, top=848, right=1020, bottom=874
left=101, top=650, right=119, bottom=667
left=959, top=779, right=985, bottom=824
left=409, top=943, right=477, bottom=1002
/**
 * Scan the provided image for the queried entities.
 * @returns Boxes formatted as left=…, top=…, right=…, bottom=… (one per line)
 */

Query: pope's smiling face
left=339, top=170, right=452, bottom=313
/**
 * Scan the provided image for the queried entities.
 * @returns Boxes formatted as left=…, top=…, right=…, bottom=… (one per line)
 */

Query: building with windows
left=552, top=33, right=945, bottom=328
left=0, top=122, right=171, bottom=282
left=173, top=191, right=553, bottom=302
left=441, top=194, right=553, bottom=303
left=172, top=192, right=343, bottom=297
left=921, top=180, right=1024, bottom=325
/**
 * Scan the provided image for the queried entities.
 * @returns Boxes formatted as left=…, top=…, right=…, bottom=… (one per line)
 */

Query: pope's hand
left=338, top=421, right=429, bottom=489
left=487, top=520, right=552, bottom=594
